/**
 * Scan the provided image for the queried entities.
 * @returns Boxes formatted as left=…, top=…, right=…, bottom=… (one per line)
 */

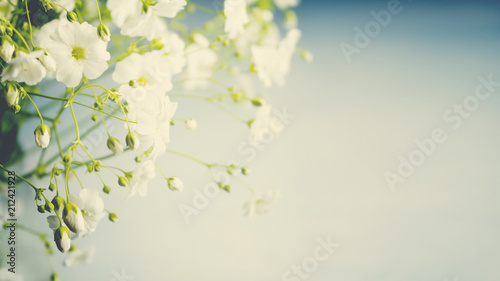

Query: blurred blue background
left=4, top=0, right=500, bottom=280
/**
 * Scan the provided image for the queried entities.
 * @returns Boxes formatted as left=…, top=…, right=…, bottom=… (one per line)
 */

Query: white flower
left=0, top=268, right=23, bottom=281
left=52, top=0, right=76, bottom=12
left=157, top=32, right=186, bottom=74
left=34, top=123, right=51, bottom=148
left=64, top=246, right=95, bottom=267
left=114, top=0, right=187, bottom=40
left=244, top=190, right=281, bottom=217
left=274, top=0, right=300, bottom=10
left=0, top=40, right=15, bottom=62
left=39, top=52, right=57, bottom=73
left=1, top=51, right=47, bottom=85
left=113, top=51, right=173, bottom=98
left=129, top=160, right=156, bottom=197
left=250, top=104, right=283, bottom=146
left=251, top=28, right=301, bottom=87
left=128, top=95, right=178, bottom=160
left=224, top=0, right=249, bottom=39
left=185, top=118, right=197, bottom=130
left=43, top=21, right=110, bottom=87
left=167, top=176, right=183, bottom=192
left=183, top=34, right=217, bottom=90
left=70, top=189, right=105, bottom=235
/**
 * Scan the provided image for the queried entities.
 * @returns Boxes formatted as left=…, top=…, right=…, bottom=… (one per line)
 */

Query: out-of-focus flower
left=64, top=246, right=95, bottom=267
left=1, top=51, right=47, bottom=85
left=224, top=0, right=249, bottom=39
left=274, top=0, right=300, bottom=10
left=0, top=40, right=15, bottom=62
left=167, top=176, right=183, bottom=192
left=129, top=160, right=156, bottom=197
left=185, top=118, right=197, bottom=130
left=183, top=34, right=217, bottom=90
left=244, top=190, right=281, bottom=217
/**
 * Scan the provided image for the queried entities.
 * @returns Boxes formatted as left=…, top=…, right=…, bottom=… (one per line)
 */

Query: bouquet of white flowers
left=0, top=0, right=310, bottom=278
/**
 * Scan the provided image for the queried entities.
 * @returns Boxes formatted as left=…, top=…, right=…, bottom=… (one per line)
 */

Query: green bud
left=49, top=183, right=55, bottom=191
left=97, top=24, right=111, bottom=42
left=93, top=160, right=101, bottom=172
left=51, top=273, right=60, bottom=281
left=45, top=202, right=54, bottom=212
left=103, top=185, right=111, bottom=194
left=63, top=153, right=72, bottom=163
left=252, top=98, right=265, bottom=107
left=37, top=204, right=46, bottom=213
left=128, top=80, right=138, bottom=88
left=54, top=226, right=71, bottom=253
left=87, top=164, right=93, bottom=173
left=66, top=11, right=78, bottom=22
left=91, top=114, right=98, bottom=122
left=125, top=172, right=133, bottom=180
left=241, top=166, right=251, bottom=175
left=52, top=196, right=65, bottom=211
left=118, top=176, right=129, bottom=187
left=125, top=132, right=140, bottom=150
left=108, top=212, right=118, bottom=222
left=107, top=137, right=124, bottom=154
left=170, top=120, right=175, bottom=126
left=53, top=168, right=61, bottom=176
left=222, top=185, right=231, bottom=193
left=12, top=104, right=21, bottom=113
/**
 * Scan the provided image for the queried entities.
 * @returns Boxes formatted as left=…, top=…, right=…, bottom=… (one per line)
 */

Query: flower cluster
left=0, top=0, right=309, bottom=277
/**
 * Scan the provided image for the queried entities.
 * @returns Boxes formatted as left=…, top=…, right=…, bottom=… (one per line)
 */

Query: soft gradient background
left=3, top=0, right=500, bottom=280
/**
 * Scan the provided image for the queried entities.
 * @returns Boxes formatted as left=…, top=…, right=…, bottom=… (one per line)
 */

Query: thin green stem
left=26, top=94, right=43, bottom=124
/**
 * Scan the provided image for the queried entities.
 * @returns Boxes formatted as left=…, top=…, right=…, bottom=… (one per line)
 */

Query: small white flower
left=183, top=34, right=217, bottom=90
left=185, top=118, right=197, bottom=130
left=70, top=189, right=105, bottom=235
left=250, top=104, right=283, bottom=146
left=129, top=160, right=156, bottom=197
left=167, top=176, right=183, bottom=192
left=244, top=190, right=281, bottom=217
left=157, top=32, right=186, bottom=74
left=1, top=51, right=47, bottom=85
left=0, top=40, right=15, bottom=62
left=64, top=246, right=95, bottom=267
left=34, top=123, right=51, bottom=148
left=251, top=28, right=301, bottom=87
left=106, top=0, right=141, bottom=27
left=113, top=51, right=173, bottom=97
left=274, top=0, right=300, bottom=10
left=44, top=21, right=110, bottom=87
left=116, top=0, right=187, bottom=40
left=224, top=0, right=249, bottom=39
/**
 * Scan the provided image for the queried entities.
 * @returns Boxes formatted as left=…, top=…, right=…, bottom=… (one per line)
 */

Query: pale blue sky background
left=3, top=1, right=500, bottom=280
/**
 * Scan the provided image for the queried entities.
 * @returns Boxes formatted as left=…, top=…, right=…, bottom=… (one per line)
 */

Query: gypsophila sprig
left=0, top=0, right=308, bottom=277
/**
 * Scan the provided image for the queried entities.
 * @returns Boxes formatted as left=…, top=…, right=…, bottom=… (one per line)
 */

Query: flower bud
left=93, top=160, right=101, bottom=172
left=128, top=80, right=138, bottom=88
left=0, top=40, right=15, bottom=62
left=4, top=82, right=19, bottom=107
left=185, top=118, right=197, bottom=130
left=63, top=153, right=72, bottom=163
left=222, top=185, right=231, bottom=193
left=107, top=137, right=123, bottom=154
left=125, top=132, right=140, bottom=150
left=97, top=24, right=111, bottom=42
left=12, top=104, right=21, bottom=113
left=51, top=273, right=60, bottom=281
left=103, top=185, right=111, bottom=194
left=252, top=98, right=265, bottom=107
left=300, top=50, right=314, bottom=62
left=49, top=183, right=55, bottom=191
left=241, top=166, right=251, bottom=175
left=108, top=212, right=118, bottom=223
left=54, top=226, right=71, bottom=253
left=118, top=176, right=129, bottom=187
left=34, top=123, right=51, bottom=148
left=87, top=164, right=93, bottom=173
left=37, top=204, right=46, bottom=213
left=63, top=202, right=85, bottom=234
left=66, top=11, right=78, bottom=22
left=91, top=114, right=98, bottom=122
left=45, top=201, right=55, bottom=212
left=52, top=195, right=65, bottom=211
left=167, top=177, right=184, bottom=192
